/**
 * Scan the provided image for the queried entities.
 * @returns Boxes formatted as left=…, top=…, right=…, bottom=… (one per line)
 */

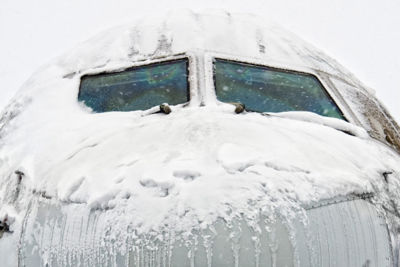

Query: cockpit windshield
left=214, top=59, right=345, bottom=120
left=79, top=59, right=189, bottom=112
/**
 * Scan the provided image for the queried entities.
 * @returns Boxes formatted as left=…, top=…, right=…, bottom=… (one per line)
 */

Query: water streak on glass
left=79, top=59, right=189, bottom=112
left=214, top=59, right=345, bottom=120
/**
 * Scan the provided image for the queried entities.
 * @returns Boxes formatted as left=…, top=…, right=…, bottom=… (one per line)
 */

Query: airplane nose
left=19, top=196, right=391, bottom=267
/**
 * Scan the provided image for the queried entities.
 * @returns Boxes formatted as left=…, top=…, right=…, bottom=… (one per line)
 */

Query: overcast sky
left=0, top=0, right=399, bottom=122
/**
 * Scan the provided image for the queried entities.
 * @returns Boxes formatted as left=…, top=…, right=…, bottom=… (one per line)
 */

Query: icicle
left=202, top=234, right=213, bottom=267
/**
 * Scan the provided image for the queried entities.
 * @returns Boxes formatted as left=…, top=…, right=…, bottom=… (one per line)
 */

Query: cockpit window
left=214, top=59, right=345, bottom=120
left=79, top=59, right=189, bottom=112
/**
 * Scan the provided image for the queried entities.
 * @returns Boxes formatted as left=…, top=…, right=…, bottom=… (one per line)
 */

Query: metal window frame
left=77, top=53, right=200, bottom=111
left=204, top=52, right=360, bottom=125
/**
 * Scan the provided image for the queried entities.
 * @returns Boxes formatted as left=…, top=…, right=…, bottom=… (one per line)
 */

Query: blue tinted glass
left=214, top=59, right=345, bottom=120
left=79, top=59, right=189, bottom=112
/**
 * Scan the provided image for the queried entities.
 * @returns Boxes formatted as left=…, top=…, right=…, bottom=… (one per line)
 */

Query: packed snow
left=0, top=10, right=399, bottom=266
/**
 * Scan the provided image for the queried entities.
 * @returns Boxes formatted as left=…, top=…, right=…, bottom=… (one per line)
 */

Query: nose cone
left=9, top=107, right=394, bottom=213
left=20, top=177, right=393, bottom=267
left=15, top=108, right=397, bottom=267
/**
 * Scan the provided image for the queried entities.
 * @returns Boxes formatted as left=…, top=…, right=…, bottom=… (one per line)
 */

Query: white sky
left=0, top=0, right=399, bottom=122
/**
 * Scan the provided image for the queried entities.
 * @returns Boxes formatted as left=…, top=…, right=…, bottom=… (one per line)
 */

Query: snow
left=266, top=111, right=369, bottom=138
left=0, top=10, right=399, bottom=265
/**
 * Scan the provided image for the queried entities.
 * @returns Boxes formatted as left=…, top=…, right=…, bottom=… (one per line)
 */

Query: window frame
left=77, top=53, right=198, bottom=113
left=204, top=52, right=358, bottom=123
left=212, top=57, right=347, bottom=120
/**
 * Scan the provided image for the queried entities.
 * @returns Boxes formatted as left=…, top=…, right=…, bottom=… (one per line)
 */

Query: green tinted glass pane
left=79, top=59, right=189, bottom=112
left=214, top=59, right=345, bottom=120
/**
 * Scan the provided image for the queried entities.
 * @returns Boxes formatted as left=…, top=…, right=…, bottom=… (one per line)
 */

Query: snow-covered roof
left=0, top=9, right=399, bottom=240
